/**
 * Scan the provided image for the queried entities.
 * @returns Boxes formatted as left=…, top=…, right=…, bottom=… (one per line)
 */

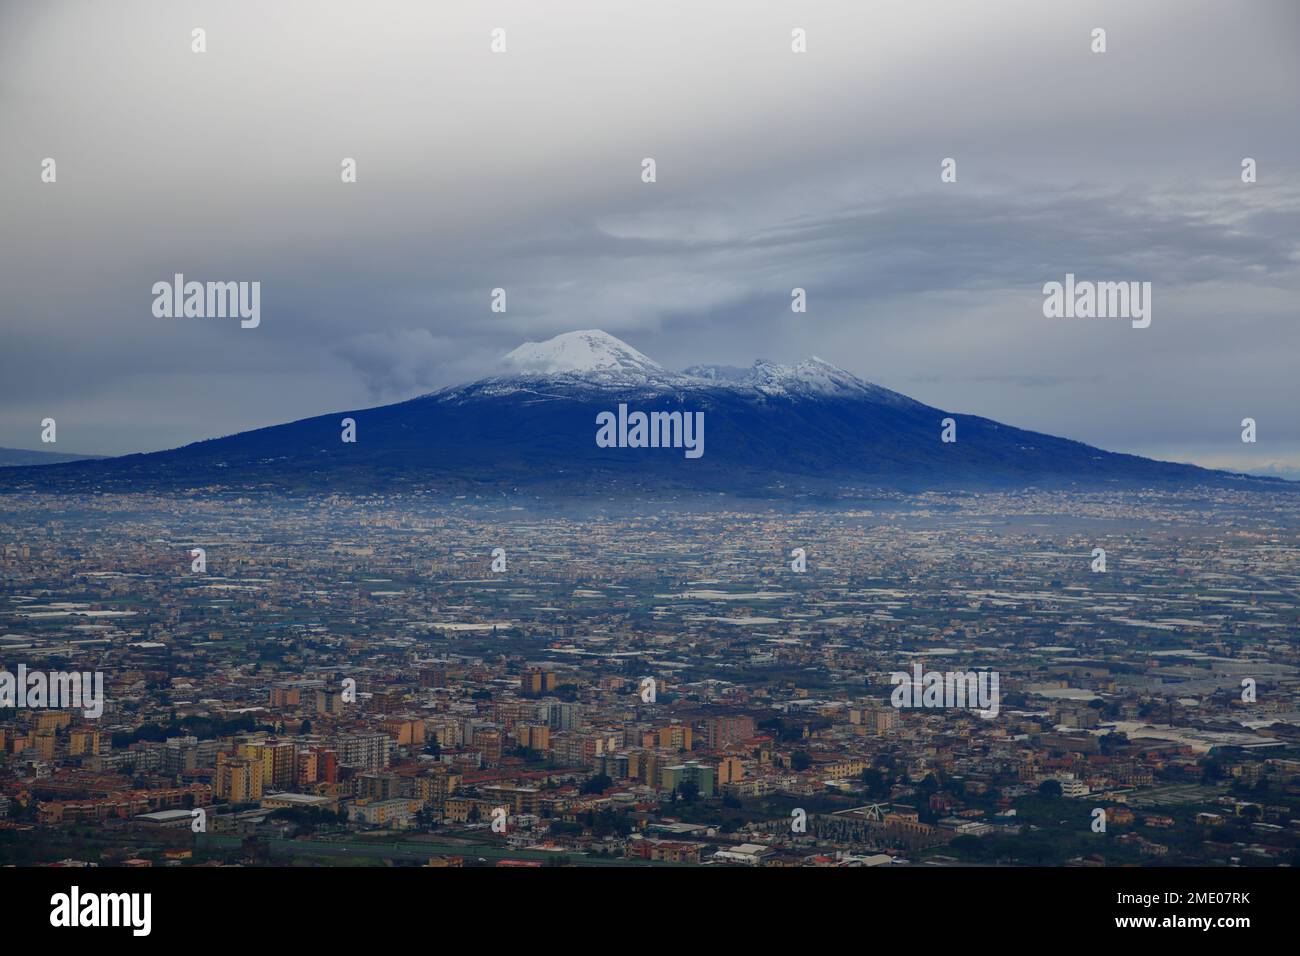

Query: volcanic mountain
left=1, top=330, right=1279, bottom=498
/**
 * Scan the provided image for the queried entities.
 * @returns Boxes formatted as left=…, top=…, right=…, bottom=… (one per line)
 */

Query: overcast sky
left=2, top=0, right=1298, bottom=477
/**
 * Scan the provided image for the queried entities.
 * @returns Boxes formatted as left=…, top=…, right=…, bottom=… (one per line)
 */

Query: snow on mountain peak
left=682, top=356, right=904, bottom=401
left=483, top=329, right=915, bottom=405
left=503, top=329, right=667, bottom=378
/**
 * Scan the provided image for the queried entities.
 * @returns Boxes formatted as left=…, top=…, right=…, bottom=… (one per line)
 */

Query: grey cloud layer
left=1, top=0, right=1297, bottom=475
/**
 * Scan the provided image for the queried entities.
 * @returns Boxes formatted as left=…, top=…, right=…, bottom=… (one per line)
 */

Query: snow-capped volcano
left=494, top=329, right=687, bottom=392
left=684, top=357, right=917, bottom=406
left=8, top=328, right=1267, bottom=498
left=494, top=329, right=914, bottom=404
left=503, top=329, right=668, bottom=379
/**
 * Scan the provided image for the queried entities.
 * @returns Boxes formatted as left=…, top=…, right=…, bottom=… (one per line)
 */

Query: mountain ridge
left=1, top=330, right=1288, bottom=498
left=0, top=446, right=104, bottom=468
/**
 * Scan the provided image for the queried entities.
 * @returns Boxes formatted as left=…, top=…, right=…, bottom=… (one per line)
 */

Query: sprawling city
left=4, top=0, right=1295, bottom=939
left=3, top=487, right=1297, bottom=870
